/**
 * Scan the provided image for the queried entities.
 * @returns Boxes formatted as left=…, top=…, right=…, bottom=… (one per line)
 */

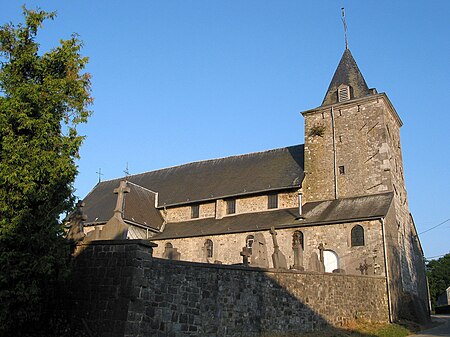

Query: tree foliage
left=426, top=253, right=450, bottom=309
left=0, top=7, right=92, bottom=334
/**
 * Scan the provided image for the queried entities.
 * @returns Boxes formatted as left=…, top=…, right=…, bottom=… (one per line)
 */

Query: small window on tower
left=268, top=193, right=278, bottom=209
left=339, top=165, right=345, bottom=175
left=191, top=204, right=199, bottom=219
left=338, top=84, right=351, bottom=102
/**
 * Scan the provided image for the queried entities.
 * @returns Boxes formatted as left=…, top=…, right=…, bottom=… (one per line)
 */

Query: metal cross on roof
left=124, top=162, right=130, bottom=178
left=96, top=168, right=104, bottom=183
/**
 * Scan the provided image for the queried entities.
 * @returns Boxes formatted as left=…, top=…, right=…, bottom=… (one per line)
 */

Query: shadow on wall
left=390, top=233, right=430, bottom=324
left=64, top=239, right=390, bottom=337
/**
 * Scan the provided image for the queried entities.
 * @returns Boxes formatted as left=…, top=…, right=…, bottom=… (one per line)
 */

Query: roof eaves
left=123, top=219, right=161, bottom=232
left=295, top=215, right=385, bottom=228
left=302, top=93, right=384, bottom=115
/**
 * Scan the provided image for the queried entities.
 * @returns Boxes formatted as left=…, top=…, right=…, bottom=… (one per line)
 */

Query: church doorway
left=323, top=250, right=339, bottom=272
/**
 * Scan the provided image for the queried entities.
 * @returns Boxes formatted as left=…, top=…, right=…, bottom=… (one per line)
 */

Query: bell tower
left=299, top=11, right=429, bottom=321
left=301, top=49, right=408, bottom=213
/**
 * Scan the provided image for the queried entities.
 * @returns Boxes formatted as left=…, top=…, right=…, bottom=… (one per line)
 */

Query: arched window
left=245, top=235, right=254, bottom=254
left=293, top=231, right=304, bottom=250
left=165, top=242, right=173, bottom=249
left=351, top=225, right=365, bottom=247
left=205, top=239, right=213, bottom=258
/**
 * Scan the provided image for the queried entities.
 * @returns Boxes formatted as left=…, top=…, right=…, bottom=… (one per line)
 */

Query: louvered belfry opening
left=338, top=84, right=351, bottom=102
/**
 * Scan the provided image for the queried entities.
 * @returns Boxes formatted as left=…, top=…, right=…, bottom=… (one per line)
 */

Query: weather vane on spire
left=341, top=7, right=348, bottom=50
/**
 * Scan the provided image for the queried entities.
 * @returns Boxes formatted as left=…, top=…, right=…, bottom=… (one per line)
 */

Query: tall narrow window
left=226, top=199, right=236, bottom=214
left=191, top=204, right=199, bottom=219
left=351, top=225, right=365, bottom=247
left=246, top=235, right=254, bottom=254
left=268, top=193, right=278, bottom=209
left=205, top=239, right=213, bottom=258
left=338, top=165, right=345, bottom=175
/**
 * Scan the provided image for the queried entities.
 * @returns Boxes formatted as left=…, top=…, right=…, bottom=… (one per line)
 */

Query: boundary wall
left=69, top=240, right=389, bottom=337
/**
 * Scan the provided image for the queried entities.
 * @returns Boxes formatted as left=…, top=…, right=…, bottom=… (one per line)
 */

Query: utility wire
left=419, top=218, right=450, bottom=235
left=425, top=253, right=449, bottom=260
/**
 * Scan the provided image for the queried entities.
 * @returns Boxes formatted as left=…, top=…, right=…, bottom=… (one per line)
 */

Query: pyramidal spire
left=321, top=49, right=371, bottom=106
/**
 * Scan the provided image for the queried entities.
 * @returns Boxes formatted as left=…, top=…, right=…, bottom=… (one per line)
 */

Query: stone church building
left=69, top=47, right=429, bottom=322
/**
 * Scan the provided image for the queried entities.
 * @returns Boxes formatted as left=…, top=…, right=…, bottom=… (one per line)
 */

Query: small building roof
left=82, top=182, right=164, bottom=231
left=151, top=192, right=394, bottom=240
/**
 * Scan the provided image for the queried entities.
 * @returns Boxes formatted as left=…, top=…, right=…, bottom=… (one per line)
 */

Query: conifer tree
left=0, top=7, right=92, bottom=333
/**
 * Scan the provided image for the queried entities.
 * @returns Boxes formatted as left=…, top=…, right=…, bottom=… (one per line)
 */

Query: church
left=68, top=46, right=429, bottom=322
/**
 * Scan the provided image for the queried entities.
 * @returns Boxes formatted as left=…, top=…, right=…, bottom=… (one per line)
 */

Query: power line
left=419, top=218, right=450, bottom=235
left=425, top=253, right=448, bottom=260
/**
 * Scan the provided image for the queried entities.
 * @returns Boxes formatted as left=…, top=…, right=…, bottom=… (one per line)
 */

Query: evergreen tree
left=0, top=7, right=92, bottom=334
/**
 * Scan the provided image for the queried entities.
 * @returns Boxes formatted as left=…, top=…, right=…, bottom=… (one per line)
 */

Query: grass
left=345, top=320, right=414, bottom=337
left=260, top=320, right=419, bottom=337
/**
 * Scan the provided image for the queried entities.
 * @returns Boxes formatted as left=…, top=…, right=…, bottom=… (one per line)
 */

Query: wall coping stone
left=78, top=239, right=157, bottom=248
left=150, top=256, right=386, bottom=280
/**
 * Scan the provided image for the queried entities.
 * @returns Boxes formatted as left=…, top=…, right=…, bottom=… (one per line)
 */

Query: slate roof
left=322, top=49, right=371, bottom=106
left=81, top=145, right=304, bottom=229
left=82, top=182, right=164, bottom=230
left=83, top=144, right=304, bottom=209
left=151, top=192, right=394, bottom=240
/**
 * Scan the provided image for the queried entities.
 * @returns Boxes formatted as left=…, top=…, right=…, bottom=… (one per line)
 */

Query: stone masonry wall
left=165, top=191, right=299, bottom=223
left=166, top=202, right=216, bottom=222
left=69, top=240, right=155, bottom=336
left=69, top=240, right=389, bottom=337
left=302, top=94, right=429, bottom=322
left=302, top=95, right=396, bottom=203
left=152, top=220, right=386, bottom=277
left=382, top=103, right=424, bottom=297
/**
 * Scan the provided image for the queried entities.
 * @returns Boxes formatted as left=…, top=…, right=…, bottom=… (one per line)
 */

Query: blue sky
left=2, top=1, right=449, bottom=259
